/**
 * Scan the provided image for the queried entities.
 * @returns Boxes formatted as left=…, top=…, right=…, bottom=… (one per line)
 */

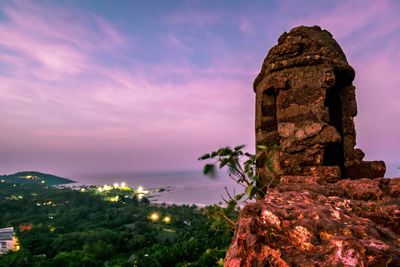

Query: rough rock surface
left=225, top=176, right=400, bottom=266
left=254, top=25, right=385, bottom=184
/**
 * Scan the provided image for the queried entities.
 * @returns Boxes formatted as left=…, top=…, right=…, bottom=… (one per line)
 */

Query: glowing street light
left=102, top=185, right=112, bottom=191
left=149, top=212, right=159, bottom=222
left=163, top=216, right=171, bottom=224
left=137, top=186, right=149, bottom=194
left=121, top=182, right=126, bottom=187
left=113, top=183, right=119, bottom=188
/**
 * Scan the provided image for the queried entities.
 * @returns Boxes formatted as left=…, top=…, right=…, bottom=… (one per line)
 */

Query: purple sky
left=0, top=0, right=399, bottom=177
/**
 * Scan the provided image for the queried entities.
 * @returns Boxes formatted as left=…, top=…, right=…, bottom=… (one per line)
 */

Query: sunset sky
left=0, top=0, right=399, bottom=177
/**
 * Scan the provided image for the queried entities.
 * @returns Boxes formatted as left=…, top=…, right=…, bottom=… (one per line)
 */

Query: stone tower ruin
left=254, top=26, right=385, bottom=183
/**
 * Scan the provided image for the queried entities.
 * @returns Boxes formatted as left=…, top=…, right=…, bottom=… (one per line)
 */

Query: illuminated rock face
left=224, top=176, right=400, bottom=266
left=254, top=26, right=385, bottom=182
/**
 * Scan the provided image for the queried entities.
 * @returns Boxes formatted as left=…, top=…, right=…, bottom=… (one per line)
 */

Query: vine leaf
left=198, top=153, right=211, bottom=160
left=203, top=164, right=216, bottom=177
left=245, top=185, right=256, bottom=198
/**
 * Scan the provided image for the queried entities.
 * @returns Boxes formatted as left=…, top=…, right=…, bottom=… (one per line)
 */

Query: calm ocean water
left=67, top=163, right=399, bottom=206
left=69, top=170, right=243, bottom=206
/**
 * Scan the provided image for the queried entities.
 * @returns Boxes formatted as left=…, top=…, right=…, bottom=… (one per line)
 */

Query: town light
left=163, top=216, right=171, bottom=224
left=149, top=212, right=159, bottom=222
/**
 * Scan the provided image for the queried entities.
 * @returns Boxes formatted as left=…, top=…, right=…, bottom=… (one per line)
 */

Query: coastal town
left=0, top=177, right=230, bottom=265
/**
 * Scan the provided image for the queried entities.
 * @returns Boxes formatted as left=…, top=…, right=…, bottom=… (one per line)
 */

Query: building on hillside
left=19, top=224, right=32, bottom=232
left=0, top=227, right=19, bottom=254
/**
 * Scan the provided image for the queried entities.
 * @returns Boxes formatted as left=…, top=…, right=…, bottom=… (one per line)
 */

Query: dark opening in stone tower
left=323, top=80, right=344, bottom=172
left=261, top=88, right=278, bottom=133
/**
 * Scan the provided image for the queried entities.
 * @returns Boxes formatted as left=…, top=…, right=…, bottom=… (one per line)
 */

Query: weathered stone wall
left=224, top=176, right=400, bottom=266
left=254, top=26, right=385, bottom=181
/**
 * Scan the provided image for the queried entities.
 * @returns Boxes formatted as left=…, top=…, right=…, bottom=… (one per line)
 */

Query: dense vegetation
left=0, top=172, right=74, bottom=186
left=0, top=182, right=233, bottom=266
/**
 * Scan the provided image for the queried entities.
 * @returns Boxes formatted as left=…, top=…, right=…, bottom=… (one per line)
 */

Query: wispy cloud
left=293, top=0, right=389, bottom=38
left=0, top=0, right=256, bottom=174
left=0, top=0, right=124, bottom=80
left=292, top=0, right=400, bottom=56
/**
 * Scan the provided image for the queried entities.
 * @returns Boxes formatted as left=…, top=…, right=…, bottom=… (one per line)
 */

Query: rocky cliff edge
left=225, top=176, right=400, bottom=266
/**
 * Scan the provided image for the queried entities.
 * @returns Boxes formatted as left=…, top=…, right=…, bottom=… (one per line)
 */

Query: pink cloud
left=0, top=2, right=256, bottom=175
left=4, top=0, right=124, bottom=49
left=353, top=43, right=400, bottom=161
left=292, top=0, right=391, bottom=39
left=0, top=0, right=124, bottom=80
left=0, top=44, right=254, bottom=168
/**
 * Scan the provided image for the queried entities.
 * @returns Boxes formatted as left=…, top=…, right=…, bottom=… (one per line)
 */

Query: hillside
left=0, top=182, right=231, bottom=266
left=0, top=171, right=74, bottom=186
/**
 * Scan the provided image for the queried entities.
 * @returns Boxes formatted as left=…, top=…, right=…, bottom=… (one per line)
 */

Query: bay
left=68, top=170, right=243, bottom=206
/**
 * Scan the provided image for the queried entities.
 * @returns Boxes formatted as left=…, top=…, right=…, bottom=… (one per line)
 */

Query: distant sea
left=69, top=170, right=243, bottom=207
left=67, top=163, right=399, bottom=206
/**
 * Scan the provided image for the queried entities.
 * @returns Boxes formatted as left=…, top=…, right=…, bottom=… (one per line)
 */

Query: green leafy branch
left=199, top=145, right=280, bottom=231
left=199, top=145, right=280, bottom=201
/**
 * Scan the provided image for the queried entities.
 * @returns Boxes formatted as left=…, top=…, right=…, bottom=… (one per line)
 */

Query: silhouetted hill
left=0, top=171, right=74, bottom=185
